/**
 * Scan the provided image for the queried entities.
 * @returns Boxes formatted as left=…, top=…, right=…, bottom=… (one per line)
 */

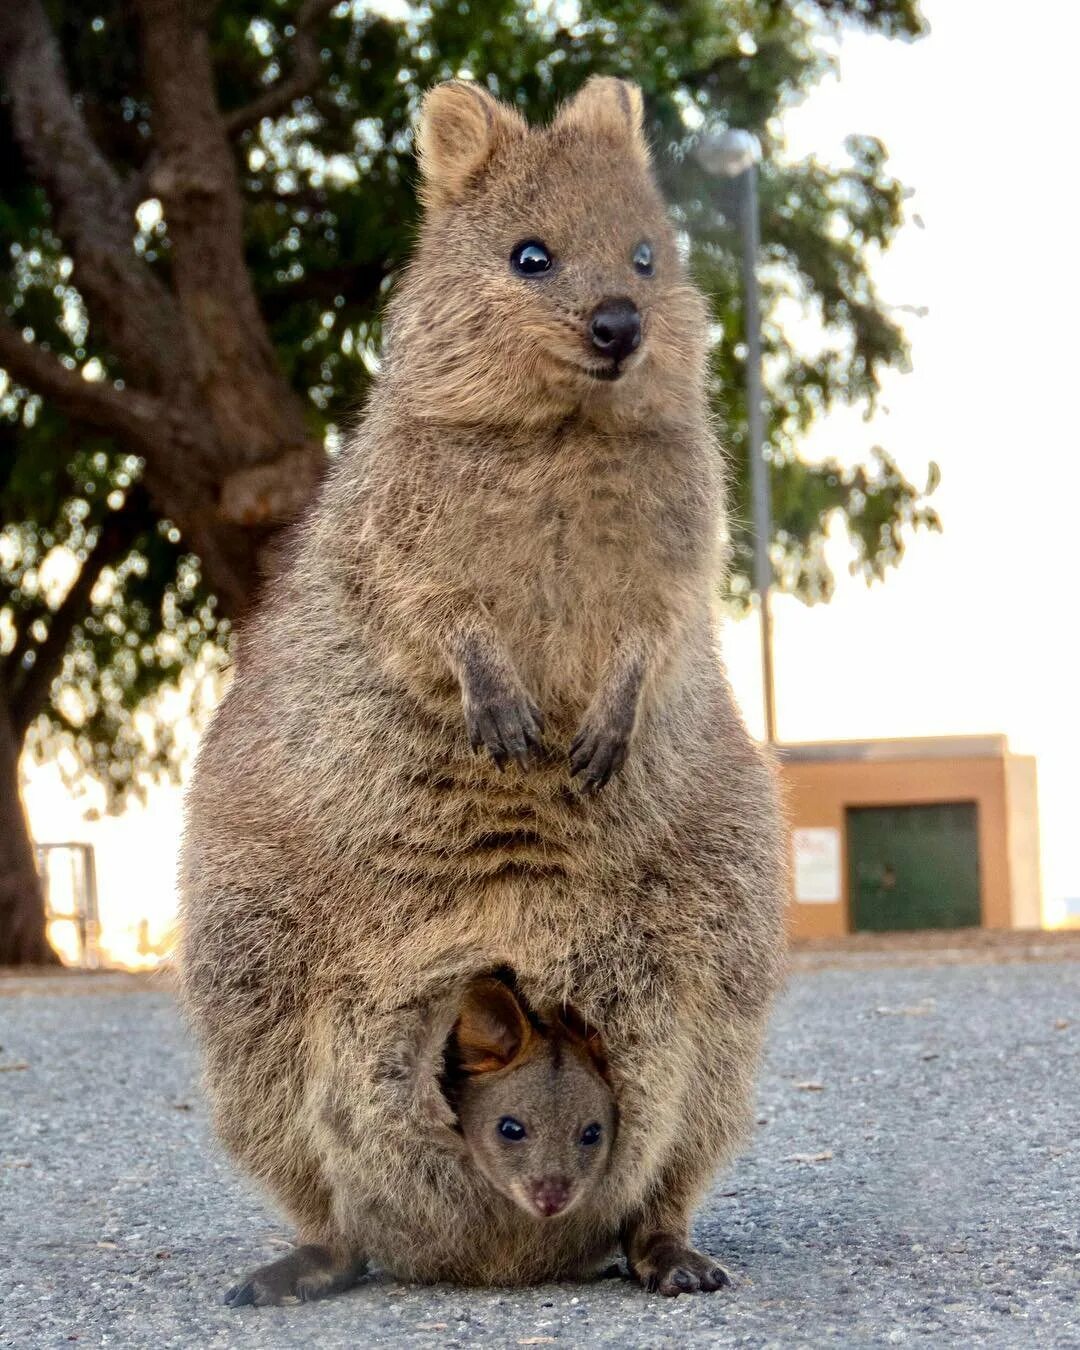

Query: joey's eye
left=632, top=241, right=654, bottom=277
left=510, top=240, right=553, bottom=277
left=580, top=1122, right=603, bottom=1147
left=498, top=1116, right=527, bottom=1142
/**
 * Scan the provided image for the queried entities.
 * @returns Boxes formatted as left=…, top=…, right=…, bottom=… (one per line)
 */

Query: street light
left=696, top=127, right=777, bottom=745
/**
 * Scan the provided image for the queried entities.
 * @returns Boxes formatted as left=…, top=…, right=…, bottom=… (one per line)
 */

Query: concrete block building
left=777, top=736, right=1041, bottom=939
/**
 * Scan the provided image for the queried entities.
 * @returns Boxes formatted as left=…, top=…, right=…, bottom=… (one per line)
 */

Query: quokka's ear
left=416, top=80, right=527, bottom=209
left=554, top=1005, right=611, bottom=1083
left=454, top=978, right=532, bottom=1074
left=553, top=76, right=649, bottom=164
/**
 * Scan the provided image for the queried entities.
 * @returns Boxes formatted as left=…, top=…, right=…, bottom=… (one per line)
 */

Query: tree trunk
left=0, top=0, right=325, bottom=620
left=0, top=701, right=58, bottom=966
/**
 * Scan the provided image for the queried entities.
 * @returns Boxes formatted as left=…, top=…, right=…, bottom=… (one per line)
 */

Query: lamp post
left=696, top=128, right=777, bottom=745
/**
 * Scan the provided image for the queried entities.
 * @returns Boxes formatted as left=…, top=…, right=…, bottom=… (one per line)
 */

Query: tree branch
left=8, top=487, right=151, bottom=736
left=224, top=0, right=340, bottom=137
left=134, top=0, right=314, bottom=467
left=0, top=0, right=183, bottom=393
left=1, top=0, right=328, bottom=630
left=0, top=2, right=120, bottom=219
left=0, top=322, right=163, bottom=449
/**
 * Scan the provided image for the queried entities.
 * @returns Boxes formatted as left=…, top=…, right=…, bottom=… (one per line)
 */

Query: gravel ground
left=1, top=960, right=1077, bottom=1349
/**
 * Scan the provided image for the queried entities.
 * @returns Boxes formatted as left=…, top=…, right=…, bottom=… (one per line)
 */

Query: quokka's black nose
left=589, top=298, right=642, bottom=363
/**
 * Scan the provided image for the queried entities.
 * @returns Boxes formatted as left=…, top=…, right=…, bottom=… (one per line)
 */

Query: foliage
left=0, top=414, right=226, bottom=798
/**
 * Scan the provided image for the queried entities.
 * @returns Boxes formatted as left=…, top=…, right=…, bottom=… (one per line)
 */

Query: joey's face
left=448, top=978, right=616, bottom=1222
left=390, top=77, right=709, bottom=425
left=457, top=1042, right=616, bottom=1221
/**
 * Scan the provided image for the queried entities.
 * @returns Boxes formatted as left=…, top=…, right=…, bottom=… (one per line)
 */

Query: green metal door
left=847, top=802, right=981, bottom=932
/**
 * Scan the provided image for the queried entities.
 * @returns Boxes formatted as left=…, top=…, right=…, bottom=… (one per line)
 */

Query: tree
left=0, top=439, right=224, bottom=962
left=0, top=0, right=935, bottom=961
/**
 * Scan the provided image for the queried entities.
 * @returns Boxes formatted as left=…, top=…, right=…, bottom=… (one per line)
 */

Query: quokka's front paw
left=224, top=1244, right=367, bottom=1307
left=629, top=1234, right=730, bottom=1298
left=569, top=716, right=631, bottom=792
left=464, top=684, right=545, bottom=771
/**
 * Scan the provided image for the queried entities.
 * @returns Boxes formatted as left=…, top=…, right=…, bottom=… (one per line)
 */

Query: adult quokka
left=180, top=75, right=787, bottom=1304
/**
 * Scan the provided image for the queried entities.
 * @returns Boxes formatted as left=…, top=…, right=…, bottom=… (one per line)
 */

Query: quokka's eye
left=498, top=1116, right=528, bottom=1141
left=632, top=241, right=654, bottom=277
left=510, top=240, right=553, bottom=276
left=580, top=1122, right=603, bottom=1146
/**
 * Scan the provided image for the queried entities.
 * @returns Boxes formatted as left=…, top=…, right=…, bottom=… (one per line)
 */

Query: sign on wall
left=792, top=827, right=842, bottom=903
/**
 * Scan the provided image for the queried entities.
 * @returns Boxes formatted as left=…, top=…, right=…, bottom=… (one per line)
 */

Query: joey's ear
left=416, top=81, right=527, bottom=209
left=554, top=1005, right=611, bottom=1083
left=454, top=979, right=532, bottom=1074
left=553, top=76, right=648, bottom=164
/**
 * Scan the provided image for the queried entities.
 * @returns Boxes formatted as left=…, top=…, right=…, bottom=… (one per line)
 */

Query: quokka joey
left=444, top=978, right=617, bottom=1222
left=180, top=74, right=787, bottom=1304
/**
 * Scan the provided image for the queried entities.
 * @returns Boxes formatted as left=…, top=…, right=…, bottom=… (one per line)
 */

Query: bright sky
left=723, top=0, right=1079, bottom=918
left=22, top=0, right=1080, bottom=961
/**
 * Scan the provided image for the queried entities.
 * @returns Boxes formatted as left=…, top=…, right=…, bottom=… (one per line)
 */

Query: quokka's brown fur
left=179, top=76, right=788, bottom=1298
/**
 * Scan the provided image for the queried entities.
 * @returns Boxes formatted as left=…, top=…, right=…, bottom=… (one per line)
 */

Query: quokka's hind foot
left=629, top=1232, right=730, bottom=1298
left=224, top=1243, right=368, bottom=1307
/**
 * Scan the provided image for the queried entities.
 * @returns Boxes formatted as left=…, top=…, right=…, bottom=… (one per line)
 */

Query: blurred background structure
left=696, top=124, right=777, bottom=745
left=1, top=0, right=1075, bottom=966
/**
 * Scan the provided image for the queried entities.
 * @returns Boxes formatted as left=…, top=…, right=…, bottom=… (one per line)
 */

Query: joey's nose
left=529, top=1177, right=572, bottom=1218
left=589, top=298, right=642, bottom=363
